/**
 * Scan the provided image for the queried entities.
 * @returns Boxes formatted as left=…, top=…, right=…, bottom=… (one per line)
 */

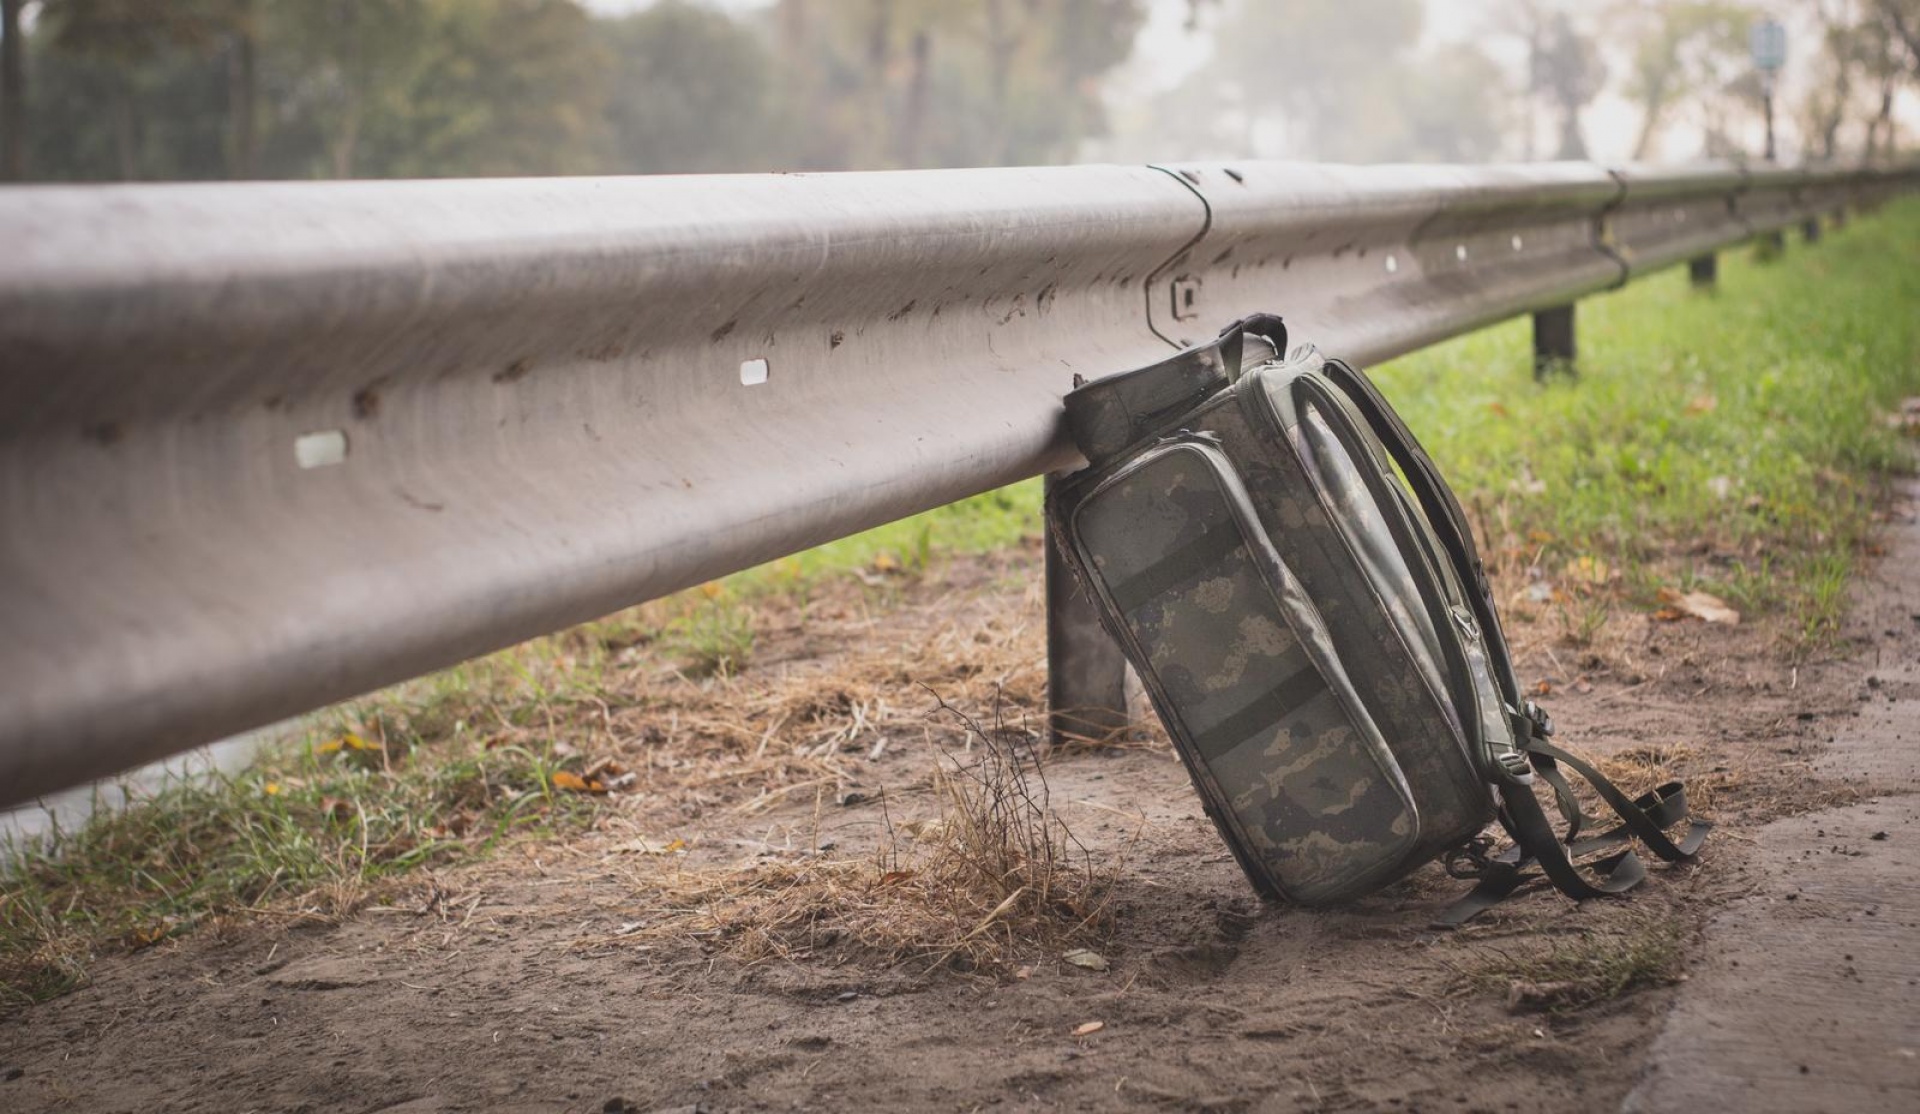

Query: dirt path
left=0, top=528, right=1899, bottom=1113
left=1625, top=480, right=1920, bottom=1113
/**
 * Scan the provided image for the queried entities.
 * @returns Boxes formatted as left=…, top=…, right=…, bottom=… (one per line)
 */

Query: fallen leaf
left=1530, top=679, right=1552, bottom=697
left=1487, top=401, right=1511, bottom=418
left=1014, top=965, right=1034, bottom=980
left=697, top=581, right=725, bottom=600
left=1572, top=678, right=1595, bottom=695
left=1527, top=530, right=1555, bottom=544
left=125, top=923, right=171, bottom=950
left=1684, top=394, right=1717, bottom=416
left=608, top=836, right=687, bottom=855
left=1072, top=1021, right=1105, bottom=1037
left=319, top=796, right=354, bottom=821
left=1062, top=948, right=1109, bottom=972
left=1656, top=587, right=1740, bottom=625
left=871, top=551, right=900, bottom=573
left=550, top=770, right=607, bottom=794
left=316, top=732, right=380, bottom=755
left=1563, top=556, right=1612, bottom=587
left=877, top=870, right=916, bottom=887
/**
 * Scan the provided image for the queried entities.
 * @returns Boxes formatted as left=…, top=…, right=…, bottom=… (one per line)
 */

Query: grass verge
left=1374, top=203, right=1920, bottom=650
left=2, top=694, right=605, bottom=1012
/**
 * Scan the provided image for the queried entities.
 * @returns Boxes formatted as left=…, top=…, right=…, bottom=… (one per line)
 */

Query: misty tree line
left=0, top=0, right=1141, bottom=181
left=0, top=0, right=1915, bottom=183
left=1164, top=0, right=1920, bottom=164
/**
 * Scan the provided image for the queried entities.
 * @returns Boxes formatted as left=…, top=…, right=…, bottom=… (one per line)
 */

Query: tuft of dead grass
left=1456, top=912, right=1688, bottom=1014
left=610, top=694, right=1114, bottom=976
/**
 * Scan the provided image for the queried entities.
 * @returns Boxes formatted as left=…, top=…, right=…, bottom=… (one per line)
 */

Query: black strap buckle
left=1443, top=836, right=1497, bottom=880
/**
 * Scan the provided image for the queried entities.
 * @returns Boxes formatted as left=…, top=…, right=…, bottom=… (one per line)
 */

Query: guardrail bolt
left=1533, top=304, right=1576, bottom=381
left=1045, top=473, right=1133, bottom=746
left=1689, top=254, right=1718, bottom=289
left=1170, top=275, right=1202, bottom=322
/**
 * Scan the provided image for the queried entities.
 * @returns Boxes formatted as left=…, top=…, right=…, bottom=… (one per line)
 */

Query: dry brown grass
left=606, top=694, right=1114, bottom=976
left=1454, top=910, right=1688, bottom=1014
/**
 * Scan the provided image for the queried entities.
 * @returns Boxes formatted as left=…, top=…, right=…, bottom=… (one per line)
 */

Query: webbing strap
left=1436, top=742, right=1708, bottom=927
left=1536, top=760, right=1598, bottom=842
left=1526, top=738, right=1712, bottom=863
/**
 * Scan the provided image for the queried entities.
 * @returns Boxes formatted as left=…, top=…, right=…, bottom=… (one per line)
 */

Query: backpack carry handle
left=1063, top=316, right=1288, bottom=467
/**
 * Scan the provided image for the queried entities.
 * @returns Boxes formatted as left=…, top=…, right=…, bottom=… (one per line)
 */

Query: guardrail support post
left=1688, top=254, right=1717, bottom=288
left=1045, top=473, right=1132, bottom=746
left=1533, top=304, right=1576, bottom=380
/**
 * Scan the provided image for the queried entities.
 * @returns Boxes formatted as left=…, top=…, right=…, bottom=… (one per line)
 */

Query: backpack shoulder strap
left=1312, top=359, right=1711, bottom=924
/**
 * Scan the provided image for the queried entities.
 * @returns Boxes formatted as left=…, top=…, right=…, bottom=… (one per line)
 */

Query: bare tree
left=1537, top=10, right=1605, bottom=159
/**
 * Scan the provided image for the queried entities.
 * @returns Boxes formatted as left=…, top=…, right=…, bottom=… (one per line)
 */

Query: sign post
left=1751, top=18, right=1787, bottom=163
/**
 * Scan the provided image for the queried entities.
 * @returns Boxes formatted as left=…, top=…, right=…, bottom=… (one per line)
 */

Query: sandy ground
left=0, top=522, right=1906, bottom=1112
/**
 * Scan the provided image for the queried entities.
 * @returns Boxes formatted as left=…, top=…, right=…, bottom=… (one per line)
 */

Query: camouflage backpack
left=1046, top=315, right=1709, bottom=922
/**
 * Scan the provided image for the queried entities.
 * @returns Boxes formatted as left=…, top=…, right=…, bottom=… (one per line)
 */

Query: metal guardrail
left=1, top=159, right=1914, bottom=806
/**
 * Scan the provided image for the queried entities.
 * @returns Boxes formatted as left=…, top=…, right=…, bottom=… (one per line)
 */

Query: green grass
left=2, top=681, right=601, bottom=1012
left=5, top=201, right=1917, bottom=1010
left=1372, top=204, right=1920, bottom=646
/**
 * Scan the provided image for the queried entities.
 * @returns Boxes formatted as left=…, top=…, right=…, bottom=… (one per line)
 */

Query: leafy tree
left=1863, top=1, right=1919, bottom=156
left=2, top=0, right=25, bottom=179
left=1534, top=9, right=1605, bottom=159
left=1615, top=0, right=1751, bottom=161
left=1393, top=44, right=1510, bottom=163
left=252, top=0, right=605, bottom=179
left=1187, top=0, right=1506, bottom=163
left=261, top=0, right=434, bottom=178
left=371, top=0, right=606, bottom=178
left=10, top=0, right=1150, bottom=182
left=1878, top=0, right=1920, bottom=72
left=764, top=0, right=1145, bottom=170
left=33, top=0, right=235, bottom=178
left=600, top=0, right=778, bottom=173
left=1211, top=0, right=1425, bottom=159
